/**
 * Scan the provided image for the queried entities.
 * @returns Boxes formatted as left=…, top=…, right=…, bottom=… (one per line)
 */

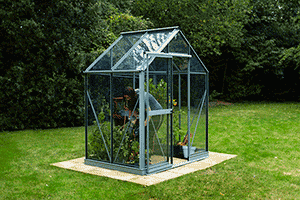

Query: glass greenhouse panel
left=148, top=57, right=168, bottom=73
left=91, top=50, right=112, bottom=71
left=87, top=75, right=111, bottom=162
left=172, top=73, right=185, bottom=158
left=147, top=113, right=169, bottom=166
left=190, top=51, right=205, bottom=72
left=146, top=70, right=170, bottom=167
left=169, top=59, right=186, bottom=162
left=168, top=32, right=189, bottom=54
left=112, top=37, right=132, bottom=67
left=123, top=33, right=144, bottom=46
left=141, top=32, right=172, bottom=52
left=114, top=50, right=143, bottom=71
left=114, top=31, right=174, bottom=71
left=189, top=74, right=207, bottom=153
left=173, top=56, right=189, bottom=72
left=111, top=76, right=140, bottom=167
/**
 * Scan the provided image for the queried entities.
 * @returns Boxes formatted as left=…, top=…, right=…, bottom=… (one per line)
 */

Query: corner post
left=110, top=73, right=114, bottom=163
left=205, top=73, right=209, bottom=151
left=179, top=74, right=181, bottom=130
left=146, top=54, right=150, bottom=173
left=168, top=56, right=173, bottom=164
left=84, top=74, right=88, bottom=159
left=139, top=69, right=145, bottom=171
left=187, top=49, right=191, bottom=160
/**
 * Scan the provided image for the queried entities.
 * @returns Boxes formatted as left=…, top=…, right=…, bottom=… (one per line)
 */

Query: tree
left=229, top=0, right=300, bottom=100
left=130, top=0, right=252, bottom=100
left=131, top=0, right=251, bottom=58
left=279, top=11, right=300, bottom=100
left=0, top=0, right=152, bottom=131
left=280, top=8, right=300, bottom=69
left=130, top=0, right=300, bottom=101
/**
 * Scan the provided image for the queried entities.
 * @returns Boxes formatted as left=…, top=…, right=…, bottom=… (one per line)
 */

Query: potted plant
left=173, top=109, right=185, bottom=158
left=173, top=108, right=197, bottom=158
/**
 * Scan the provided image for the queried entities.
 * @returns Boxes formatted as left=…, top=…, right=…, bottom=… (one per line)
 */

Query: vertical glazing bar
left=167, top=104, right=170, bottom=162
left=166, top=45, right=170, bottom=164
left=110, top=49, right=114, bottom=163
left=133, top=73, right=136, bottom=90
left=111, top=48, right=113, bottom=67
left=85, top=74, right=88, bottom=159
left=206, top=73, right=209, bottom=151
left=146, top=55, right=150, bottom=173
left=179, top=74, right=181, bottom=130
left=139, top=70, right=145, bottom=171
left=187, top=50, right=191, bottom=160
left=170, top=57, right=173, bottom=164
left=167, top=58, right=170, bottom=163
left=110, top=74, right=114, bottom=163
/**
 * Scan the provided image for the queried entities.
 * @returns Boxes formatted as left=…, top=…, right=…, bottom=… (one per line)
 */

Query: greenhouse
left=83, top=26, right=209, bottom=175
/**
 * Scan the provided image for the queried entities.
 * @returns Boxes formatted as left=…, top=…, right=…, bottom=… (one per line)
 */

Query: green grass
left=1, top=102, right=300, bottom=199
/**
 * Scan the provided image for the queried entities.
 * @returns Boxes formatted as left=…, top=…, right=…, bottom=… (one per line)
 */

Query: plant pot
left=182, top=146, right=196, bottom=158
left=173, top=145, right=196, bottom=158
left=173, top=145, right=184, bottom=158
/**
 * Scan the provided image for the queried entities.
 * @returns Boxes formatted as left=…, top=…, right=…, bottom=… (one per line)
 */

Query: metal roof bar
left=170, top=52, right=192, bottom=58
left=173, top=72, right=206, bottom=75
left=146, top=52, right=172, bottom=58
left=83, top=70, right=142, bottom=74
left=146, top=52, right=191, bottom=58
left=147, top=71, right=168, bottom=74
left=121, top=26, right=179, bottom=35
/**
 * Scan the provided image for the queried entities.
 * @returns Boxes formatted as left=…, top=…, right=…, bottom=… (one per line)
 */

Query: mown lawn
left=1, top=102, right=300, bottom=199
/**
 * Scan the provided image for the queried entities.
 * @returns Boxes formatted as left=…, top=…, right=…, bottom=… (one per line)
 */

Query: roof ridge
left=121, top=26, right=179, bottom=35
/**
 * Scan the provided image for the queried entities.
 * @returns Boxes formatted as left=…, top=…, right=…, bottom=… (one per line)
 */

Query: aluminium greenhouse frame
left=83, top=26, right=209, bottom=175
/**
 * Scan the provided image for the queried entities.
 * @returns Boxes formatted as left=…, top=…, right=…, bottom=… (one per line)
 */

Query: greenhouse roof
left=84, top=26, right=208, bottom=73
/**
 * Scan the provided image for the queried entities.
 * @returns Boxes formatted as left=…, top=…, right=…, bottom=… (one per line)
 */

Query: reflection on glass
left=116, top=31, right=173, bottom=71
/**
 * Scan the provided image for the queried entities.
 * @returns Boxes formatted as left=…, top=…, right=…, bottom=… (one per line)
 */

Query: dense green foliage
left=1, top=0, right=299, bottom=130
left=0, top=0, right=151, bottom=131
left=132, top=0, right=250, bottom=57
left=230, top=0, right=300, bottom=100
left=1, top=0, right=97, bottom=130
left=130, top=0, right=300, bottom=101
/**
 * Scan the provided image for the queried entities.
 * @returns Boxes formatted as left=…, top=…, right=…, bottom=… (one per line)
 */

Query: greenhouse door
left=145, top=55, right=173, bottom=174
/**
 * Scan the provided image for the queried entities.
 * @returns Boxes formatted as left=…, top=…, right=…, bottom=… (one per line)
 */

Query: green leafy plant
left=88, top=120, right=140, bottom=164
left=0, top=0, right=153, bottom=131
left=88, top=96, right=140, bottom=164
left=88, top=93, right=152, bottom=164
left=145, top=78, right=167, bottom=107
left=209, top=90, right=223, bottom=102
left=173, top=109, right=186, bottom=146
